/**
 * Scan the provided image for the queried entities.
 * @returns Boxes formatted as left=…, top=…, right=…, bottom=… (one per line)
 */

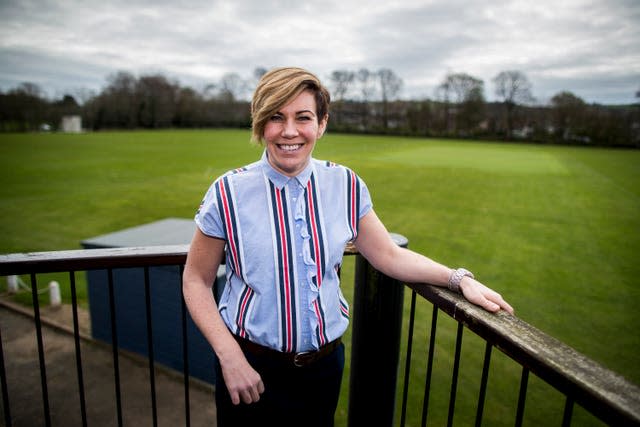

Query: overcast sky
left=1, top=0, right=639, bottom=105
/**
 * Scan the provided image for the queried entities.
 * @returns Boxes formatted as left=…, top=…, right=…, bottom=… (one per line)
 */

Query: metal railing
left=1, top=243, right=639, bottom=427
left=0, top=245, right=189, bottom=427
left=348, top=235, right=640, bottom=427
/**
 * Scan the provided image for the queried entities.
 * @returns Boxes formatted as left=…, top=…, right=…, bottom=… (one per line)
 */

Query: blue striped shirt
left=195, top=151, right=372, bottom=352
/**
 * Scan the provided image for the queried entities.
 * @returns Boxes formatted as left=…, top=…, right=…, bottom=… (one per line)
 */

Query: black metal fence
left=1, top=243, right=639, bottom=427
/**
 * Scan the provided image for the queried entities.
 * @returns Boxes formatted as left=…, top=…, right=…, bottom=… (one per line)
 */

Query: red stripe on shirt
left=275, top=189, right=294, bottom=352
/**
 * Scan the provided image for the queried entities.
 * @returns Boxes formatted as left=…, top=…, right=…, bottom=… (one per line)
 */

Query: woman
left=182, top=67, right=513, bottom=427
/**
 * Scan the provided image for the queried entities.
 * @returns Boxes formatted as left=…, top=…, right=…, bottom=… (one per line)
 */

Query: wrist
left=447, top=268, right=474, bottom=293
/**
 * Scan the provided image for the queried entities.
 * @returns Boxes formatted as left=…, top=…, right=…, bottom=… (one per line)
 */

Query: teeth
left=280, top=144, right=301, bottom=151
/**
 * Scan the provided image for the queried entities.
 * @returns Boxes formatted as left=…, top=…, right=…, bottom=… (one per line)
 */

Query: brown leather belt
left=234, top=334, right=342, bottom=368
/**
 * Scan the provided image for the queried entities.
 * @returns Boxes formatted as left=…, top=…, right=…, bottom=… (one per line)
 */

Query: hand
left=219, top=346, right=265, bottom=405
left=459, top=276, right=514, bottom=315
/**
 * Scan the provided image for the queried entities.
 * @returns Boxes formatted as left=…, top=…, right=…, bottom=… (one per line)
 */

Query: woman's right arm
left=182, top=228, right=264, bottom=404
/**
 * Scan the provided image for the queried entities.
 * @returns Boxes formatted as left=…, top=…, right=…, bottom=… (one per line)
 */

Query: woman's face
left=263, top=90, right=327, bottom=177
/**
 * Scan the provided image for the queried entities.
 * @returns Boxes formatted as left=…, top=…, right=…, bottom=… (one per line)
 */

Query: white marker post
left=49, top=281, right=61, bottom=307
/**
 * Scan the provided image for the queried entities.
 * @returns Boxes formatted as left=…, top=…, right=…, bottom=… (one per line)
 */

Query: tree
left=356, top=68, right=377, bottom=130
left=102, top=71, right=138, bottom=128
left=329, top=70, right=355, bottom=127
left=356, top=68, right=377, bottom=102
left=174, top=87, right=206, bottom=127
left=0, top=82, right=48, bottom=131
left=136, top=75, right=177, bottom=128
left=550, top=91, right=587, bottom=142
left=377, top=68, right=402, bottom=102
left=405, top=100, right=433, bottom=136
left=492, top=70, right=534, bottom=139
left=217, top=72, right=248, bottom=102
left=377, top=68, right=403, bottom=129
left=15, top=82, right=44, bottom=98
left=437, top=73, right=485, bottom=135
left=330, top=70, right=355, bottom=102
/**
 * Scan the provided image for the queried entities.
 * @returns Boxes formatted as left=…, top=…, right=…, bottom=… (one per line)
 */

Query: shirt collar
left=260, top=150, right=313, bottom=189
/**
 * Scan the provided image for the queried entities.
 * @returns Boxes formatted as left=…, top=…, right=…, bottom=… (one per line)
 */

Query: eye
left=297, top=115, right=313, bottom=121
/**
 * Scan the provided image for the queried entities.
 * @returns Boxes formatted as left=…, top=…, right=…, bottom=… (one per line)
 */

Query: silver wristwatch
left=448, top=268, right=474, bottom=293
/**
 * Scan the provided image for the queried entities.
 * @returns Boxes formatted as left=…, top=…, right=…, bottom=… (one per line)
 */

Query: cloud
left=0, top=0, right=638, bottom=104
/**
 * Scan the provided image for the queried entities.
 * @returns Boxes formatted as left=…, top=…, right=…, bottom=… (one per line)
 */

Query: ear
left=317, top=114, right=329, bottom=138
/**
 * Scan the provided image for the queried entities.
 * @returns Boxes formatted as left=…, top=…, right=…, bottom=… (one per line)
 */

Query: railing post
left=348, top=233, right=408, bottom=427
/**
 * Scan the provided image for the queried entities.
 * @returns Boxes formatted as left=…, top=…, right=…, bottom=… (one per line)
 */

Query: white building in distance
left=60, top=115, right=82, bottom=133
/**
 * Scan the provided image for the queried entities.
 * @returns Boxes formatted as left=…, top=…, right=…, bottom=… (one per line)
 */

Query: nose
left=282, top=118, right=298, bottom=138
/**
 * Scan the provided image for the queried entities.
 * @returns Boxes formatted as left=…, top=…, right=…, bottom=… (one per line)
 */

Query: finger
left=230, top=391, right=241, bottom=406
left=487, top=292, right=514, bottom=314
left=250, top=385, right=261, bottom=402
left=257, top=380, right=265, bottom=395
left=499, top=299, right=515, bottom=315
left=482, top=299, right=501, bottom=313
left=241, top=389, right=255, bottom=404
left=490, top=298, right=514, bottom=314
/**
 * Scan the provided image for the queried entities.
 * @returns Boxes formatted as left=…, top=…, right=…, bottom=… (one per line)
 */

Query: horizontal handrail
left=0, top=243, right=360, bottom=275
left=0, top=245, right=190, bottom=275
left=406, top=282, right=640, bottom=426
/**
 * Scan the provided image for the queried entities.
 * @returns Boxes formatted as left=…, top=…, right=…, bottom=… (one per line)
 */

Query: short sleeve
left=194, top=179, right=226, bottom=239
left=343, top=167, right=373, bottom=240
left=358, top=175, right=373, bottom=219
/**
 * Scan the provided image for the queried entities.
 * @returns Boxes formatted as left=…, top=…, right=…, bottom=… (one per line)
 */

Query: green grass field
left=1, top=129, right=638, bottom=426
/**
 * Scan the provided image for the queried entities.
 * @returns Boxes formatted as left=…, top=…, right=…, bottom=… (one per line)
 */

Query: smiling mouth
left=278, top=143, right=303, bottom=152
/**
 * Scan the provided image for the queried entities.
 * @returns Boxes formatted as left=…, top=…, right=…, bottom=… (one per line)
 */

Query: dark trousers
left=215, top=342, right=345, bottom=427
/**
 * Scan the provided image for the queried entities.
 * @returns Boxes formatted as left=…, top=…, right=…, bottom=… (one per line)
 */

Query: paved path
left=0, top=303, right=217, bottom=426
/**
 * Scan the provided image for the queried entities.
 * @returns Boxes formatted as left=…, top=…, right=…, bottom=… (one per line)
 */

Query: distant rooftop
left=81, top=218, right=195, bottom=249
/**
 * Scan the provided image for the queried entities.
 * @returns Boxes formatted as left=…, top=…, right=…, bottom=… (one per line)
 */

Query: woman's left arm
left=354, top=210, right=514, bottom=314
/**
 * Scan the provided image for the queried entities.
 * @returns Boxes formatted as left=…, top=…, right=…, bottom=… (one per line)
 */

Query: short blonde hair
left=251, top=67, right=330, bottom=144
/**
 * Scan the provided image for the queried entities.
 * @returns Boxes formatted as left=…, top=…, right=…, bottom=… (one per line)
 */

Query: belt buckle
left=293, top=351, right=312, bottom=367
